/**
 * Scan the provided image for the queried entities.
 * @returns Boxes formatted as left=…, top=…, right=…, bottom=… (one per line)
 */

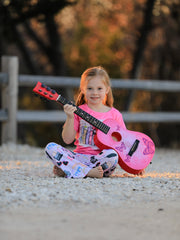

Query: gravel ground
left=0, top=143, right=180, bottom=209
left=0, top=143, right=180, bottom=240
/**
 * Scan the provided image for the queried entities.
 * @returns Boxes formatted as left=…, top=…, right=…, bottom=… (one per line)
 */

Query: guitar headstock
left=33, top=81, right=59, bottom=101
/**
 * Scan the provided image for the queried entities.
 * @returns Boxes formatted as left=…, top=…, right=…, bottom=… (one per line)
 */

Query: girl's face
left=82, top=75, right=109, bottom=107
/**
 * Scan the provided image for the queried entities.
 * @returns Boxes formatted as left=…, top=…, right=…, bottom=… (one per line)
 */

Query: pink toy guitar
left=33, top=81, right=155, bottom=174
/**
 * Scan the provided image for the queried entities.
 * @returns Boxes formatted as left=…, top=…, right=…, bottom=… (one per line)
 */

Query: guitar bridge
left=128, top=139, right=140, bottom=156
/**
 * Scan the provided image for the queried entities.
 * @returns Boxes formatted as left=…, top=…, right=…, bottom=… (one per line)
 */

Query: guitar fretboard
left=57, top=95, right=110, bottom=134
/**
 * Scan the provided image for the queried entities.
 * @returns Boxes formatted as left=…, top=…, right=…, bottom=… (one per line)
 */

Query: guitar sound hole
left=111, top=132, right=121, bottom=142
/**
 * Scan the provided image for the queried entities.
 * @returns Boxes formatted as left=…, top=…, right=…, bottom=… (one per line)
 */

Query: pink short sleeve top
left=73, top=104, right=126, bottom=155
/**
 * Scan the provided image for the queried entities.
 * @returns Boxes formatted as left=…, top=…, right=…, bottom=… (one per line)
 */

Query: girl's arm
left=62, top=104, right=77, bottom=144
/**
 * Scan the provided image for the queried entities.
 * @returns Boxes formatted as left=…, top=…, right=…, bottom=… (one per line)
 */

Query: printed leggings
left=45, top=142, right=118, bottom=178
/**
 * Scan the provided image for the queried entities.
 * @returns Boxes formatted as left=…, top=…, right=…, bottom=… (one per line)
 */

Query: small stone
left=16, top=161, right=21, bottom=166
left=5, top=188, right=12, bottom=192
left=158, top=208, right=164, bottom=211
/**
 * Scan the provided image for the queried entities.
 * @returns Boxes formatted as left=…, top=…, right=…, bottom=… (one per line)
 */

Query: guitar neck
left=57, top=95, right=110, bottom=134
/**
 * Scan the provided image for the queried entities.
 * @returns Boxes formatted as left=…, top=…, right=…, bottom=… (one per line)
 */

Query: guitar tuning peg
left=51, top=89, right=56, bottom=94
left=41, top=83, right=46, bottom=88
left=46, top=87, right=51, bottom=91
left=33, top=93, right=38, bottom=97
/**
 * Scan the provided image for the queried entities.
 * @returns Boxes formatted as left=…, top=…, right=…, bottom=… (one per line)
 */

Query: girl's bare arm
left=62, top=104, right=77, bottom=144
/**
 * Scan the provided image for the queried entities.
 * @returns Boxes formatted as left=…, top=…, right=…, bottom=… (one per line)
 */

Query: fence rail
left=18, top=74, right=180, bottom=91
left=0, top=56, right=180, bottom=144
left=16, top=110, right=180, bottom=123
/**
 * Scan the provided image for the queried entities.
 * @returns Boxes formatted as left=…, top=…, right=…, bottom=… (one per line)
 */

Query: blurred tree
left=0, top=0, right=76, bottom=75
left=125, top=0, right=156, bottom=110
left=0, top=0, right=179, bottom=147
left=59, top=0, right=141, bottom=77
left=0, top=0, right=77, bottom=146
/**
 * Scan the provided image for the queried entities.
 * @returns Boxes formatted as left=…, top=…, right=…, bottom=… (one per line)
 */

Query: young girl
left=45, top=66, right=127, bottom=178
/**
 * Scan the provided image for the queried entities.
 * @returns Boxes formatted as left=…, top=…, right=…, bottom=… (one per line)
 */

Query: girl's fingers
left=64, top=104, right=77, bottom=116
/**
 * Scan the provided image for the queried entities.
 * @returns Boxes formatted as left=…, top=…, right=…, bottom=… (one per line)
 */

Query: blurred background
left=0, top=0, right=179, bottom=148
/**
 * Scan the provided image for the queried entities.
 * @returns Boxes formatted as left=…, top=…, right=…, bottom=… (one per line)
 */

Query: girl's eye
left=98, top=88, right=102, bottom=90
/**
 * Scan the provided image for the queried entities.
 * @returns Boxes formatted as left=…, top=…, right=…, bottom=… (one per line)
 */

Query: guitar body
left=94, top=119, right=155, bottom=174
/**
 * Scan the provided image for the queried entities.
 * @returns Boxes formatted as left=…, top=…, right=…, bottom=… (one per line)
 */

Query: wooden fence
left=0, top=56, right=180, bottom=144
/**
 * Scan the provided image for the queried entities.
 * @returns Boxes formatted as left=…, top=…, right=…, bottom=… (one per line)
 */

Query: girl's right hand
left=63, top=104, right=77, bottom=119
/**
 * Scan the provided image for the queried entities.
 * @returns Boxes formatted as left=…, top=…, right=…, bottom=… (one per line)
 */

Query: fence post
left=1, top=56, right=19, bottom=144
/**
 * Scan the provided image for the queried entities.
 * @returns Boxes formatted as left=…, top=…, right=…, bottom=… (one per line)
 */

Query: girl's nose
left=92, top=89, right=98, bottom=94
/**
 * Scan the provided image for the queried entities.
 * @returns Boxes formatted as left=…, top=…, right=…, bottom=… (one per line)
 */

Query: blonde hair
left=75, top=66, right=114, bottom=107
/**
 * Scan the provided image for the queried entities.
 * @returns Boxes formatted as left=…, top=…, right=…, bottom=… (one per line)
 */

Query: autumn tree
left=0, top=0, right=179, bottom=147
left=0, top=0, right=76, bottom=75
